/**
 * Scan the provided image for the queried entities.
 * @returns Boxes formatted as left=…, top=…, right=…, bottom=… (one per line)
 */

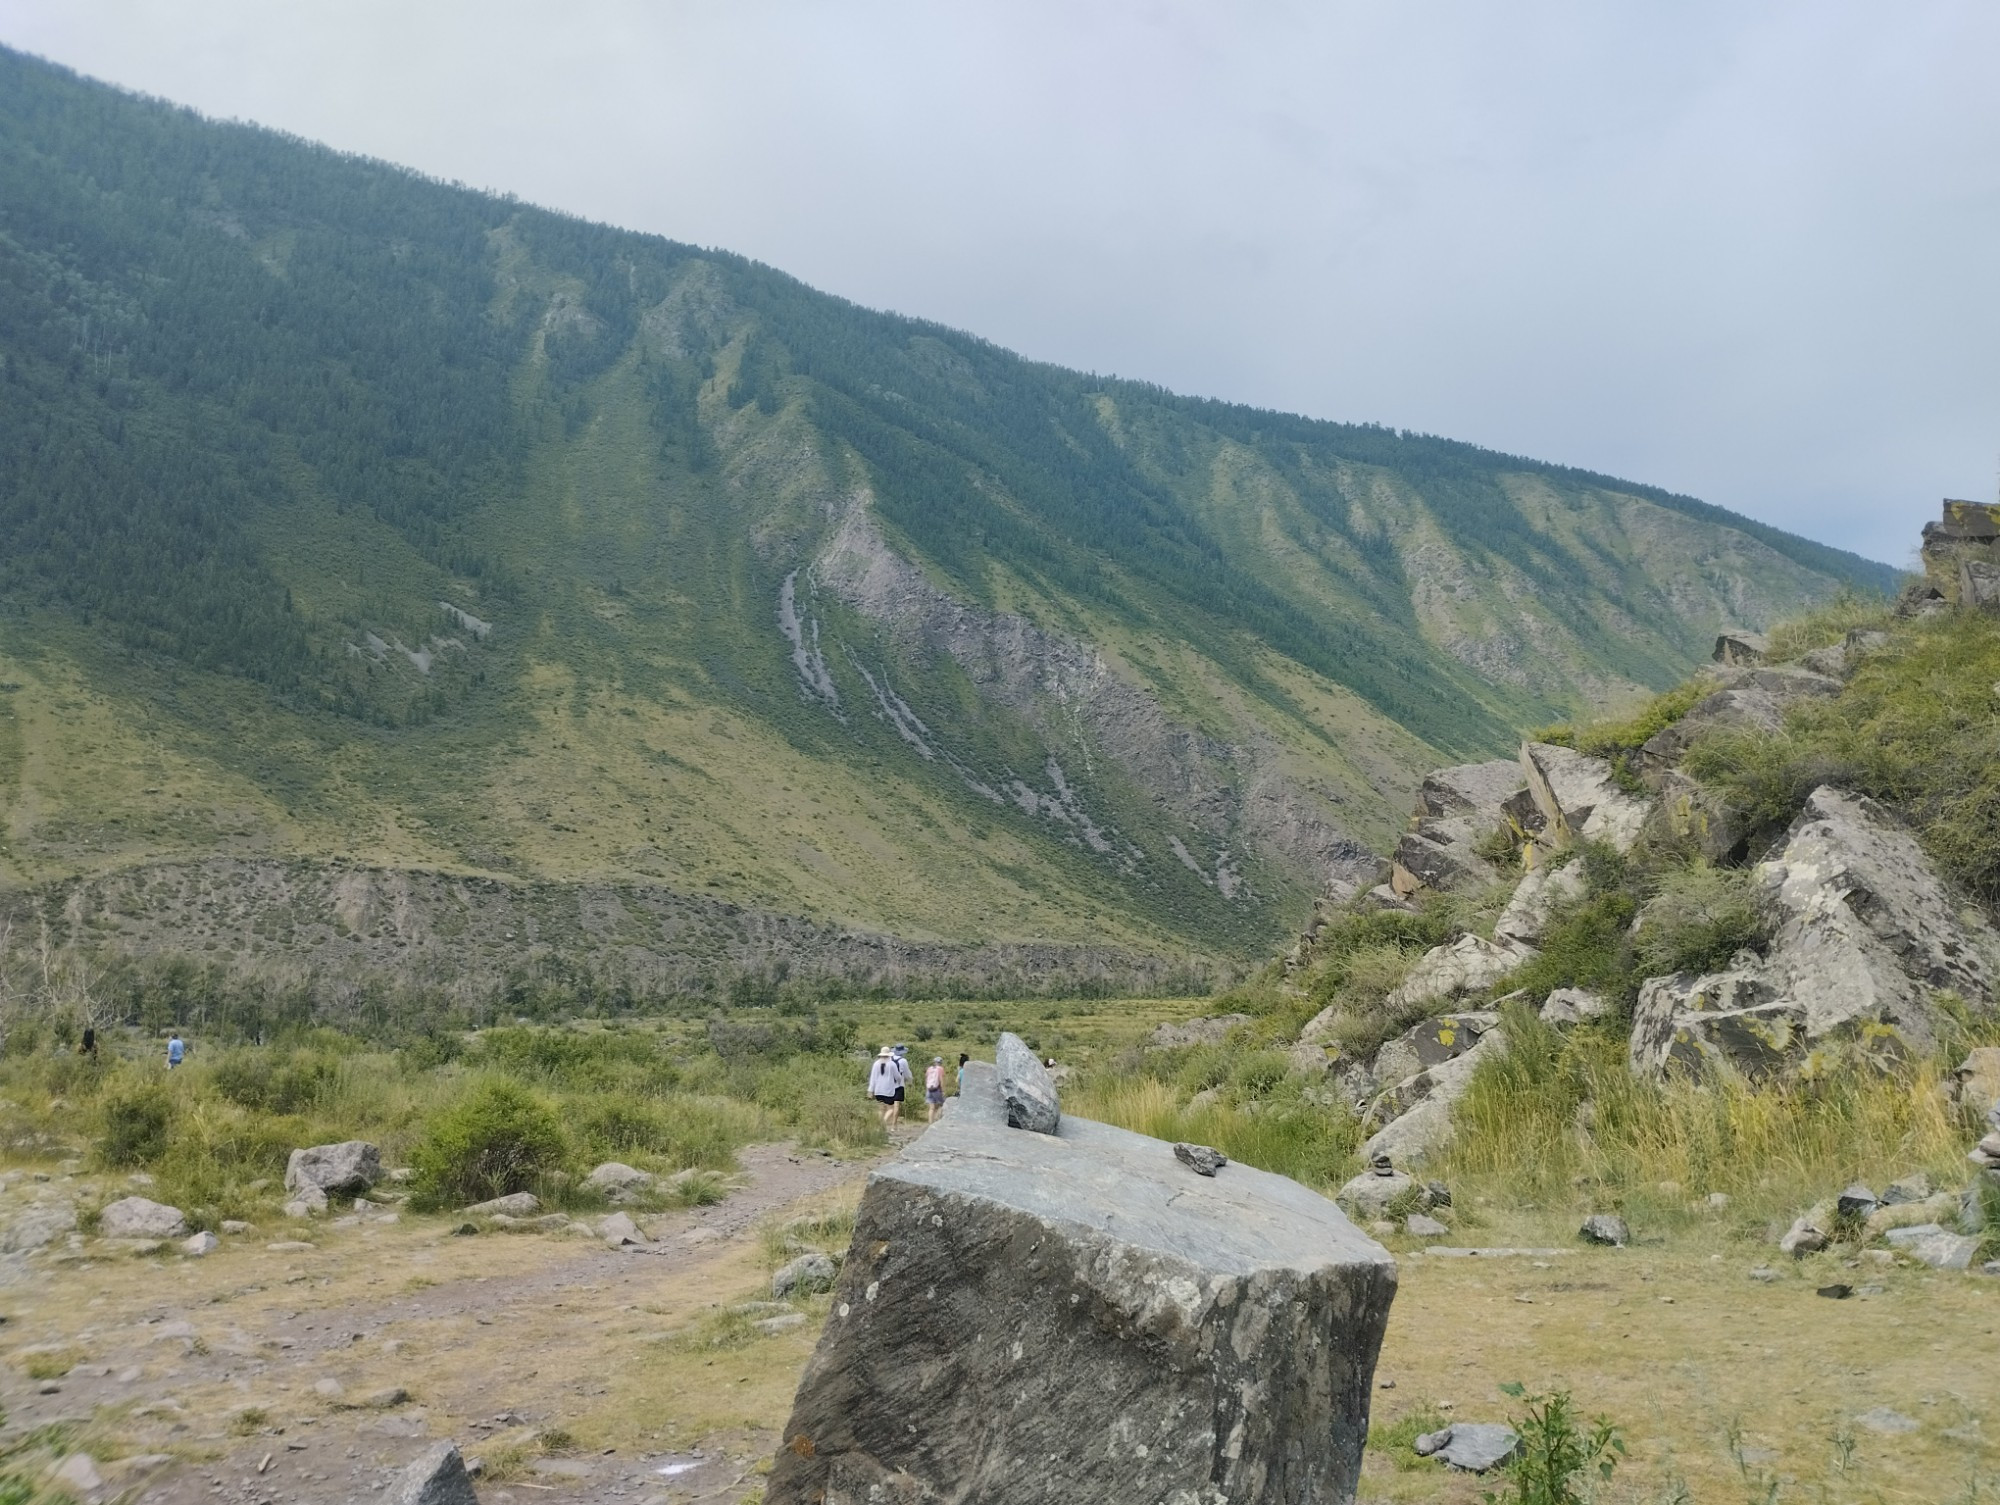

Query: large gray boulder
left=1631, top=787, right=2000, bottom=1078
left=98, top=1197, right=188, bottom=1240
left=994, top=1032, right=1060, bottom=1134
left=1385, top=936, right=1535, bottom=1014
left=285, top=1141, right=381, bottom=1197
left=769, top=1063, right=1396, bottom=1504
left=1361, top=1026, right=1506, bottom=1164
left=389, top=1441, right=479, bottom=1505
left=1390, top=760, right=1525, bottom=895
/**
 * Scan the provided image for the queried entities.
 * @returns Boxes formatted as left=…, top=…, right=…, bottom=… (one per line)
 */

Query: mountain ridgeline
left=0, top=47, right=1895, bottom=991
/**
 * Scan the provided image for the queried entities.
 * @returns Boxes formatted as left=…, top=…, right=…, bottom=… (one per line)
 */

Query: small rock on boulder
left=1336, top=1160, right=1433, bottom=1220
left=1173, top=1142, right=1227, bottom=1177
left=285, top=1141, right=381, bottom=1198
left=994, top=1032, right=1060, bottom=1135
left=389, top=1441, right=480, bottom=1505
left=98, top=1197, right=188, bottom=1241
left=773, top=1252, right=840, bottom=1298
left=1579, top=1214, right=1629, bottom=1247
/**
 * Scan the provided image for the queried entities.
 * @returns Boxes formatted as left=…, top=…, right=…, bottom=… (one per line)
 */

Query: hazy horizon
left=4, top=2, right=1995, bottom=568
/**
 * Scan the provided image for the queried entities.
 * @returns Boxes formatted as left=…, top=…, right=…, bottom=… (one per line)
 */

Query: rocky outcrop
left=1385, top=935, right=1536, bottom=1014
left=1631, top=787, right=2000, bottom=1078
left=1389, top=761, right=1524, bottom=895
left=1712, top=631, right=1769, bottom=666
left=1921, top=499, right=2000, bottom=604
left=1633, top=668, right=1841, bottom=774
left=1519, top=742, right=1652, bottom=855
left=1492, top=860, right=1585, bottom=946
left=1361, top=1027, right=1506, bottom=1164
left=769, top=1062, right=1396, bottom=1504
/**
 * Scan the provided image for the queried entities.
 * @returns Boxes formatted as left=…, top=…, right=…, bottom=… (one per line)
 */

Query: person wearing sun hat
left=867, top=1046, right=901, bottom=1129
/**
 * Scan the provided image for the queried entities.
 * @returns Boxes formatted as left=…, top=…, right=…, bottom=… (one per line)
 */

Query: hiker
left=890, top=1044, right=913, bottom=1126
left=166, top=1032, right=185, bottom=1070
left=924, top=1056, right=947, bottom=1123
left=867, top=1046, right=900, bottom=1129
left=79, top=1026, right=96, bottom=1061
left=956, top=1052, right=969, bottom=1094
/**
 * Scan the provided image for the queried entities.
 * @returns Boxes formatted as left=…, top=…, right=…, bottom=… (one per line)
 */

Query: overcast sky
left=4, top=1, right=1995, bottom=567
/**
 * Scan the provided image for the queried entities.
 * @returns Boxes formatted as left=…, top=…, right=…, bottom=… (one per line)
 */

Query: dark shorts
left=874, top=1094, right=897, bottom=1106
left=926, top=1088, right=945, bottom=1106
left=893, top=1086, right=906, bottom=1102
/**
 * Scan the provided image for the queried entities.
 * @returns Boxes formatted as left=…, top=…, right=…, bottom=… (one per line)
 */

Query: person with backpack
left=867, top=1047, right=901, bottom=1129
left=924, top=1056, right=947, bottom=1123
left=890, top=1044, right=913, bottom=1126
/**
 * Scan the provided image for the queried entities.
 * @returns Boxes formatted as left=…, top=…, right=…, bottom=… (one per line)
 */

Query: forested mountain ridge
left=0, top=46, right=1895, bottom=973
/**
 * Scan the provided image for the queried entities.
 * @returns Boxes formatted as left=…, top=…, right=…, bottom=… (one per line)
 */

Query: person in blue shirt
left=166, top=1034, right=185, bottom=1069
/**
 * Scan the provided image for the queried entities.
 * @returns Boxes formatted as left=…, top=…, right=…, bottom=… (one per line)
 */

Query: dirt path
left=0, top=1141, right=890, bottom=1503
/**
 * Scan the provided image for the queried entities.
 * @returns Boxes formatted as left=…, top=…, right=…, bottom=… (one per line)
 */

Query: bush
left=1632, top=864, right=1765, bottom=978
left=410, top=1079, right=571, bottom=1208
left=1487, top=1384, right=1624, bottom=1505
left=96, top=1076, right=174, bottom=1167
left=212, top=1049, right=340, bottom=1115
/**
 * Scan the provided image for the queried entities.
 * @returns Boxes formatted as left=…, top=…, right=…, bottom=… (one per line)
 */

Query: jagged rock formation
left=770, top=1062, right=1396, bottom=1504
left=1630, top=787, right=2000, bottom=1078
left=1389, top=762, right=1522, bottom=896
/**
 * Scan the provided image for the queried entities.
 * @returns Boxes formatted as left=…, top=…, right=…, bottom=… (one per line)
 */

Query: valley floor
left=2, top=1138, right=1996, bottom=1504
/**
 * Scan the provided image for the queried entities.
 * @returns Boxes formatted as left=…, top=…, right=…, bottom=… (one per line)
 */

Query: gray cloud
left=5, top=0, right=1995, bottom=565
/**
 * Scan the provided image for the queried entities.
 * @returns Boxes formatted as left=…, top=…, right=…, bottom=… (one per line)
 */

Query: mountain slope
left=0, top=47, right=1896, bottom=967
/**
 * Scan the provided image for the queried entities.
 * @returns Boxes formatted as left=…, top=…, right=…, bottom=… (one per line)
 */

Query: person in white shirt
left=890, top=1044, right=913, bottom=1126
left=867, top=1047, right=901, bottom=1129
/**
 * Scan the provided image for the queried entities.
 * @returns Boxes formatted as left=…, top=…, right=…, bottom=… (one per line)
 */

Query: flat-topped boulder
left=769, top=1063, right=1396, bottom=1504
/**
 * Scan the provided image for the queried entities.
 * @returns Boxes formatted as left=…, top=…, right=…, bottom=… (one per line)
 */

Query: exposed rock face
left=98, top=1197, right=188, bottom=1240
left=1361, top=1027, right=1506, bottom=1164
left=1921, top=499, right=2000, bottom=603
left=1631, top=787, right=2000, bottom=1078
left=1389, top=761, right=1524, bottom=895
left=285, top=1141, right=380, bottom=1197
left=1386, top=935, right=1535, bottom=1015
left=1148, top=1015, right=1253, bottom=1050
left=586, top=1162, right=655, bottom=1203
left=1713, top=631, right=1769, bottom=666
left=1493, top=861, right=1585, bottom=946
left=1519, top=742, right=1652, bottom=855
left=1952, top=1048, right=2000, bottom=1116
left=994, top=1032, right=1060, bottom=1134
left=1540, top=988, right=1609, bottom=1026
left=1634, top=668, right=1841, bottom=774
left=769, top=1063, right=1396, bottom=1505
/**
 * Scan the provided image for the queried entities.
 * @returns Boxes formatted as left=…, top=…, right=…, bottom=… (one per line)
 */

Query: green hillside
left=0, top=46, right=1895, bottom=973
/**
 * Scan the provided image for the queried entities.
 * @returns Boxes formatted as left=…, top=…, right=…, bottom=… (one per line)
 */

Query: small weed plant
left=1484, top=1383, right=1623, bottom=1505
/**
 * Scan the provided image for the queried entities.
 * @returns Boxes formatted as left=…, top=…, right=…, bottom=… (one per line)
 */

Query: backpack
left=925, top=1063, right=944, bottom=1091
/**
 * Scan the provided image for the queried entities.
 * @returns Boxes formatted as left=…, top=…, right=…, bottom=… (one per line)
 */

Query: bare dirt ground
left=0, top=1141, right=886, bottom=1504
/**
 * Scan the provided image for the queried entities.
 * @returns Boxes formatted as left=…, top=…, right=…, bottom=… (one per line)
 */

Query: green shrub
left=1500, top=891, right=1638, bottom=1006
left=96, top=1076, right=174, bottom=1167
left=211, top=1049, right=340, bottom=1115
left=1486, top=1384, right=1624, bottom=1505
left=410, top=1079, right=571, bottom=1209
left=1633, top=864, right=1765, bottom=978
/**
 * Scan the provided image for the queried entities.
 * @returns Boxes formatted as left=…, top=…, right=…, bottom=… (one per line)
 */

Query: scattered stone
left=266, top=1240, right=315, bottom=1252
left=1836, top=1183, right=1880, bottom=1219
left=388, top=1440, right=480, bottom=1505
left=1881, top=1173, right=1933, bottom=1206
left=285, top=1141, right=381, bottom=1198
left=1816, top=1283, right=1852, bottom=1299
left=46, top=1454, right=102, bottom=1494
left=1883, top=1222, right=1946, bottom=1245
left=598, top=1212, right=647, bottom=1247
left=1419, top=1247, right=1573, bottom=1257
left=1494, top=862, right=1587, bottom=947
left=756, top=1312, right=809, bottom=1335
left=994, top=1032, right=1061, bottom=1134
left=1865, top=1193, right=1958, bottom=1239
left=1335, top=1161, right=1434, bottom=1220
left=98, top=1197, right=188, bottom=1240
left=1404, top=1213, right=1449, bottom=1239
left=768, top=1060, right=1396, bottom=1504
left=1780, top=1216, right=1829, bottom=1257
left=585, top=1162, right=656, bottom=1202
left=219, top=1220, right=253, bottom=1235
left=462, top=1192, right=540, bottom=1218
left=1540, top=987, right=1610, bottom=1027
left=1704, top=1192, right=1731, bottom=1210
left=1904, top=1231, right=1982, bottom=1271
left=181, top=1231, right=219, bottom=1257
left=314, top=1377, right=344, bottom=1400
left=1413, top=1426, right=1450, bottom=1457
left=2, top=1202, right=77, bottom=1253
left=361, top=1386, right=412, bottom=1409
left=1853, top=1407, right=1919, bottom=1435
left=1749, top=1266, right=1780, bottom=1282
left=772, top=1252, right=840, bottom=1299
left=1424, top=1422, right=1521, bottom=1472
left=1579, top=1214, right=1629, bottom=1247
left=284, top=1183, right=328, bottom=1219
left=1173, top=1143, right=1227, bottom=1177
